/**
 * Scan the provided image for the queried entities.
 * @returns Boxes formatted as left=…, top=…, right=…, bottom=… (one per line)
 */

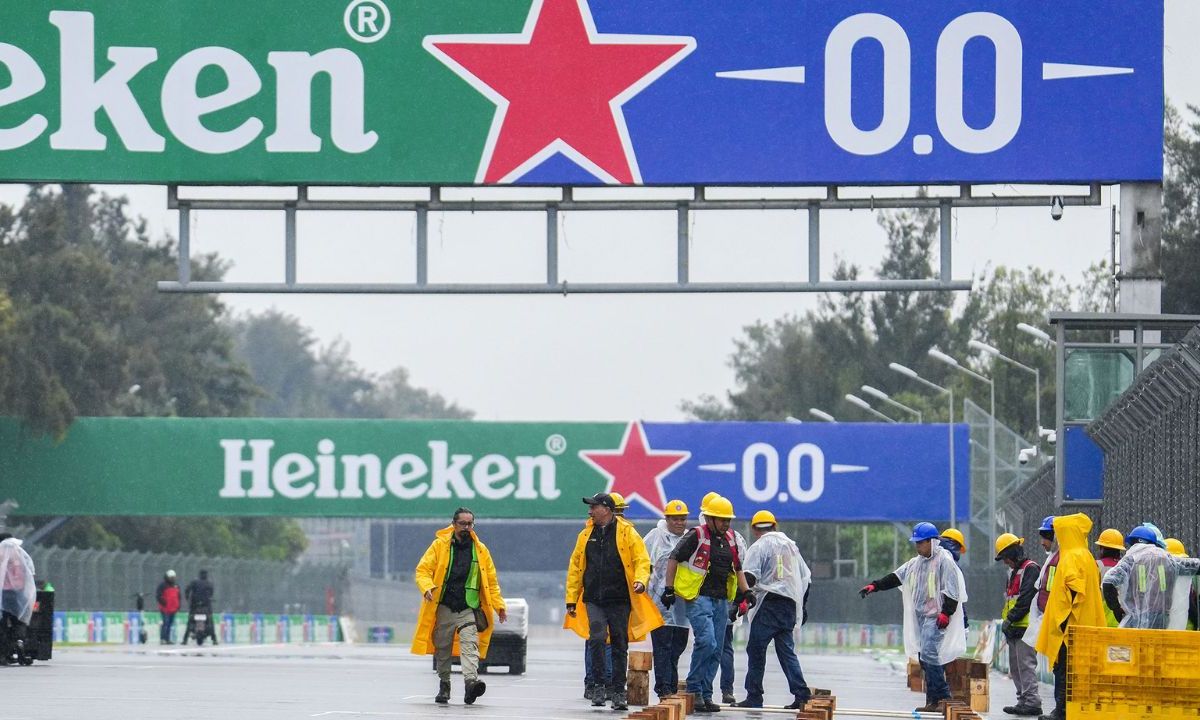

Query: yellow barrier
left=1067, top=625, right=1200, bottom=720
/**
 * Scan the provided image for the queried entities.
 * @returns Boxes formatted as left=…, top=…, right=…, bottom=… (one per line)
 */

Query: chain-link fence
left=24, top=545, right=349, bottom=615
left=1088, top=325, right=1200, bottom=555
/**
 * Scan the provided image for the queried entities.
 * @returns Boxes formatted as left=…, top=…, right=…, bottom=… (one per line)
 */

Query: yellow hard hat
left=940, top=528, right=967, bottom=552
left=700, top=491, right=721, bottom=514
left=994, top=533, right=1022, bottom=560
left=1165, top=538, right=1188, bottom=557
left=609, top=492, right=627, bottom=509
left=663, top=499, right=689, bottom=516
left=1095, top=528, right=1125, bottom=551
left=751, top=510, right=777, bottom=527
left=705, top=496, right=735, bottom=520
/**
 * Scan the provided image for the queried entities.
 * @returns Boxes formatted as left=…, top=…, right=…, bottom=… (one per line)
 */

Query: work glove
left=566, top=603, right=576, bottom=617
left=661, top=587, right=676, bottom=609
left=1001, top=619, right=1013, bottom=637
left=728, top=605, right=739, bottom=623
left=936, top=613, right=950, bottom=630
left=859, top=584, right=876, bottom=599
left=739, top=592, right=757, bottom=611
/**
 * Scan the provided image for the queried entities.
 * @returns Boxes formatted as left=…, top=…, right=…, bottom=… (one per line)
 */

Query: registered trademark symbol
left=545, top=434, right=568, bottom=455
left=344, top=0, right=391, bottom=44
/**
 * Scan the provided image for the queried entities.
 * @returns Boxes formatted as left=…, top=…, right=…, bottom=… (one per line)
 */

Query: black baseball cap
left=582, top=492, right=617, bottom=510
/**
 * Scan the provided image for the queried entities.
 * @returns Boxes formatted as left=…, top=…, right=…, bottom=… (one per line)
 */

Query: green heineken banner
left=1, top=416, right=968, bottom=521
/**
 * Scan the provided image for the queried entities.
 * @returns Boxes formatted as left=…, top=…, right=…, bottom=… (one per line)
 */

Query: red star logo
left=579, top=421, right=690, bottom=516
left=423, top=0, right=696, bottom=184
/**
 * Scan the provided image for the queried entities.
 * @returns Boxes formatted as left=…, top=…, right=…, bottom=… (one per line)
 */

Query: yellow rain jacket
left=411, top=526, right=506, bottom=658
left=564, top=517, right=663, bottom=641
left=1035, top=513, right=1107, bottom=668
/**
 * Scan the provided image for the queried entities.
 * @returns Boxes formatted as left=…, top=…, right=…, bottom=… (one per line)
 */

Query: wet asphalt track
left=1, top=630, right=1048, bottom=719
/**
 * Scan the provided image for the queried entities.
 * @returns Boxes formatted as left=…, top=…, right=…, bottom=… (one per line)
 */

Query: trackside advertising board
left=1, top=417, right=969, bottom=522
left=0, top=1, right=1162, bottom=186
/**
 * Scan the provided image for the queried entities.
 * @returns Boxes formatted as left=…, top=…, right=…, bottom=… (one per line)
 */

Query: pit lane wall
left=52, top=611, right=341, bottom=644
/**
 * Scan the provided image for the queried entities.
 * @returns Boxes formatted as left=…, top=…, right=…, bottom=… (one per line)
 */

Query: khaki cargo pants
left=434, top=605, right=479, bottom=681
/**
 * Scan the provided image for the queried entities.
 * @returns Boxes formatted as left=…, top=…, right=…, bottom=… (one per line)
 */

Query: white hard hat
left=166, top=569, right=176, bottom=578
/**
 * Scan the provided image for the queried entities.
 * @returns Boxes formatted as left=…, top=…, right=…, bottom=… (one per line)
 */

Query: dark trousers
left=651, top=625, right=690, bottom=697
left=583, top=640, right=613, bottom=686
left=744, top=594, right=810, bottom=704
left=586, top=602, right=630, bottom=694
left=1052, top=644, right=1067, bottom=717
left=720, top=622, right=735, bottom=694
left=159, top=612, right=175, bottom=643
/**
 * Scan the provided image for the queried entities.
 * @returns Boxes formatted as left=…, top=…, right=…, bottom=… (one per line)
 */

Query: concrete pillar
left=1118, top=182, right=1163, bottom=314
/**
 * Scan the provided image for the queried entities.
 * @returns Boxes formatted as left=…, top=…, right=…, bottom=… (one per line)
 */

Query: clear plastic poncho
left=895, top=544, right=967, bottom=666
left=643, top=520, right=688, bottom=627
left=742, top=531, right=811, bottom=631
left=1103, top=542, right=1189, bottom=629
left=1021, top=551, right=1056, bottom=650
left=0, top=538, right=36, bottom=625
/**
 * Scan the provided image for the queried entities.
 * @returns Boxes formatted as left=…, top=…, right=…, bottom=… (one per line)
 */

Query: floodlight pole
left=889, top=363, right=956, bottom=528
left=929, top=349, right=997, bottom=547
left=861, top=385, right=923, bottom=422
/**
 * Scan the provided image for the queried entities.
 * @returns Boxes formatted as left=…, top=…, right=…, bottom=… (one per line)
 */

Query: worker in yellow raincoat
left=412, top=508, right=507, bottom=706
left=1034, top=513, right=1106, bottom=720
left=565, top=492, right=663, bottom=711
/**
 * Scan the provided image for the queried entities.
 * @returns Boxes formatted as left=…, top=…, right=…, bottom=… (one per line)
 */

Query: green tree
left=0, top=185, right=257, bottom=436
left=1163, top=104, right=1200, bottom=313
left=231, top=309, right=472, bottom=419
left=0, top=185, right=306, bottom=561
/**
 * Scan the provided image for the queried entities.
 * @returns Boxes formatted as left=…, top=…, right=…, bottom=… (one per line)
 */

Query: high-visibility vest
left=676, top=524, right=740, bottom=601
left=1037, top=553, right=1059, bottom=613
left=1098, top=556, right=1120, bottom=628
left=1003, top=559, right=1035, bottom=628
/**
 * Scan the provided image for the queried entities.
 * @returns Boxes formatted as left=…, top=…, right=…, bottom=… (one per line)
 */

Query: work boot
left=434, top=680, right=451, bottom=704
left=589, top=685, right=608, bottom=706
left=721, top=691, right=736, bottom=704
left=915, top=700, right=946, bottom=713
left=695, top=700, right=722, bottom=713
left=732, top=698, right=763, bottom=708
left=783, top=695, right=811, bottom=710
left=1013, top=706, right=1043, bottom=717
left=464, top=678, right=486, bottom=705
left=610, top=691, right=628, bottom=711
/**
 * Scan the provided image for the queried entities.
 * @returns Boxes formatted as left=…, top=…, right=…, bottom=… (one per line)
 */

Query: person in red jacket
left=156, top=570, right=181, bottom=645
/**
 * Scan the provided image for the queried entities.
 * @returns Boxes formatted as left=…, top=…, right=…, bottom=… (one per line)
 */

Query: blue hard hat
left=1039, top=516, right=1056, bottom=533
left=1125, top=526, right=1159, bottom=547
left=1141, top=523, right=1168, bottom=549
left=910, top=522, right=940, bottom=543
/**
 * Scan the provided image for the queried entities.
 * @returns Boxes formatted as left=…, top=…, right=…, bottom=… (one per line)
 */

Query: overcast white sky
left=4, top=2, right=1198, bottom=423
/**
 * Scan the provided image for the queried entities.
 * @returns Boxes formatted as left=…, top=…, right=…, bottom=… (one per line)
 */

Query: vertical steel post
left=284, top=204, right=297, bottom=286
left=949, top=388, right=956, bottom=528
left=808, top=202, right=820, bottom=283
left=178, top=205, right=191, bottom=285
left=940, top=201, right=952, bottom=281
left=677, top=202, right=689, bottom=285
left=547, top=206, right=559, bottom=285
left=416, top=206, right=428, bottom=287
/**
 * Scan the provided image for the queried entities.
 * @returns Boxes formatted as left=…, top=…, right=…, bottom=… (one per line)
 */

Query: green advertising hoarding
left=0, top=416, right=624, bottom=517
left=0, top=1, right=529, bottom=185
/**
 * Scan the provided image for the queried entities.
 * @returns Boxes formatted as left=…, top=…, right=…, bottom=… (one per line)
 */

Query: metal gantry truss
left=159, top=183, right=1104, bottom=295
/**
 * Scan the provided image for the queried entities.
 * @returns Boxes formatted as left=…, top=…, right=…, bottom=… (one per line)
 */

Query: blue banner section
left=1063, top=425, right=1105, bottom=501
left=629, top=422, right=970, bottom=522
left=522, top=0, right=1163, bottom=185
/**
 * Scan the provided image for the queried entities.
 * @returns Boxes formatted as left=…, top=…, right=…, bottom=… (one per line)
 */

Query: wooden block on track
left=629, top=650, right=654, bottom=672
left=628, top=670, right=651, bottom=706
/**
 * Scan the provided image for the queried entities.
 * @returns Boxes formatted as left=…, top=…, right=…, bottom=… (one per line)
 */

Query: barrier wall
left=52, top=611, right=341, bottom=645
